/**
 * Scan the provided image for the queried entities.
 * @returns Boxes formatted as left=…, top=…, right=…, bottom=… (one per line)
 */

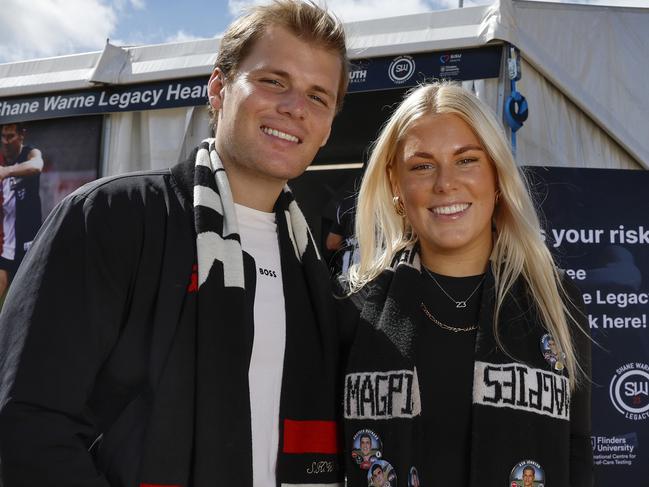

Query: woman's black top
left=416, top=269, right=485, bottom=487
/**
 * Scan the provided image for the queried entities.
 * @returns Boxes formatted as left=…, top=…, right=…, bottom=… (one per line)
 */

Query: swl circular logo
left=609, top=363, right=649, bottom=421
left=388, top=56, right=415, bottom=84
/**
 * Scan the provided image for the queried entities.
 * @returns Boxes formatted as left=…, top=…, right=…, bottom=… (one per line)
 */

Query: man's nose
left=278, top=90, right=306, bottom=119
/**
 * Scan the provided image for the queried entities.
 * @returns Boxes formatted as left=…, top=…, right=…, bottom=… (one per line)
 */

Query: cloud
left=112, top=0, right=146, bottom=10
left=165, top=30, right=207, bottom=43
left=225, top=0, right=495, bottom=23
left=328, top=0, right=454, bottom=22
left=227, top=0, right=447, bottom=20
left=228, top=0, right=269, bottom=16
left=535, top=0, right=648, bottom=5
left=1, top=0, right=642, bottom=64
left=0, top=0, right=117, bottom=63
left=227, top=0, right=645, bottom=21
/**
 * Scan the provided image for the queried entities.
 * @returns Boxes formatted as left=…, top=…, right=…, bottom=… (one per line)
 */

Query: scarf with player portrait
left=340, top=245, right=592, bottom=487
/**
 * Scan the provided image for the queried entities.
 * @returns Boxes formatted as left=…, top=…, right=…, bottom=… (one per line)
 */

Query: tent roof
left=1, top=0, right=647, bottom=166
left=0, top=5, right=495, bottom=97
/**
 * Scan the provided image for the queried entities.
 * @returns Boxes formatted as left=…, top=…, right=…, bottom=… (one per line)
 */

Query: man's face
left=208, top=24, right=341, bottom=189
left=1, top=125, right=24, bottom=160
left=372, top=467, right=384, bottom=486
left=522, top=468, right=535, bottom=487
left=360, top=436, right=372, bottom=455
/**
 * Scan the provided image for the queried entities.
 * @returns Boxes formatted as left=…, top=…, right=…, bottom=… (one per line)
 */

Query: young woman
left=338, top=83, right=592, bottom=487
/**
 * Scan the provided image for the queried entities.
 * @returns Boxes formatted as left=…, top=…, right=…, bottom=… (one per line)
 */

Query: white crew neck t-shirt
left=235, top=203, right=286, bottom=487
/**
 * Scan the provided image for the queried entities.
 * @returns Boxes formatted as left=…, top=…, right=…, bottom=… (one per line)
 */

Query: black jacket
left=0, top=161, right=195, bottom=486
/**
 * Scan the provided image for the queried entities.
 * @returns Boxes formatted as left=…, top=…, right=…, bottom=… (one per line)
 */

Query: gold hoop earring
left=392, top=195, right=406, bottom=217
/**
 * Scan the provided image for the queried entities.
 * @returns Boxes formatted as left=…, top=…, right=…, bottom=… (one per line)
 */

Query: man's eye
left=261, top=78, right=283, bottom=87
left=309, top=94, right=328, bottom=107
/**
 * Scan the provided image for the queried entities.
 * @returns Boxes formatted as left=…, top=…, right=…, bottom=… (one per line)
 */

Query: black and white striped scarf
left=138, top=139, right=343, bottom=487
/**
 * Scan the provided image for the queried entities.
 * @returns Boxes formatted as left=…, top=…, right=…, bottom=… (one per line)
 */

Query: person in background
left=0, top=1, right=348, bottom=486
left=337, top=82, right=592, bottom=487
left=0, top=123, right=43, bottom=298
left=326, top=187, right=358, bottom=275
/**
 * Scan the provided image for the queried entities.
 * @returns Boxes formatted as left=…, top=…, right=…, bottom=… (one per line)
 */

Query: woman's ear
left=387, top=162, right=399, bottom=198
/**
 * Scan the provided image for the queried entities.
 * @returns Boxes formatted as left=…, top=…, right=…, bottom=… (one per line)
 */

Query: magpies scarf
left=341, top=246, right=592, bottom=487
left=139, top=140, right=343, bottom=487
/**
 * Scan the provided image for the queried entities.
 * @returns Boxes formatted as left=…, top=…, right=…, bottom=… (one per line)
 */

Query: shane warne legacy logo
left=388, top=56, right=416, bottom=84
left=609, top=362, right=649, bottom=421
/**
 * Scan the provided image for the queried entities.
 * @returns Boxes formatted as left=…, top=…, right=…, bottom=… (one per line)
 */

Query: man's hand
left=0, top=165, right=9, bottom=181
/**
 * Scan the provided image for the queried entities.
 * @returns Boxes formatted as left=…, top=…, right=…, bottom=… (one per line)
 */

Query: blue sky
left=0, top=0, right=646, bottom=64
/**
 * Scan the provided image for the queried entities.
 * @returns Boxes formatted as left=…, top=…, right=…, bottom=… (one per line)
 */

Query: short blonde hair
left=350, top=82, right=586, bottom=388
left=208, top=0, right=349, bottom=127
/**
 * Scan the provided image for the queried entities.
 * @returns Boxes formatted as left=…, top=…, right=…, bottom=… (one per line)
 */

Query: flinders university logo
left=609, top=362, right=649, bottom=421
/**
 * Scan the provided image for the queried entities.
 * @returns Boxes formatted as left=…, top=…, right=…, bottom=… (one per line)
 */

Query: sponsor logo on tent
left=609, top=362, right=649, bottom=420
left=388, top=56, right=416, bottom=84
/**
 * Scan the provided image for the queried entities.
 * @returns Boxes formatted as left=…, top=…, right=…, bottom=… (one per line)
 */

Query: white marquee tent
left=0, top=0, right=647, bottom=176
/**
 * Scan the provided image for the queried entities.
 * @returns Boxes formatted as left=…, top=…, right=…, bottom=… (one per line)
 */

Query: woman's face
left=390, top=113, right=498, bottom=265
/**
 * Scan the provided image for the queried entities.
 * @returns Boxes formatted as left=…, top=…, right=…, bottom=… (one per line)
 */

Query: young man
left=0, top=123, right=43, bottom=297
left=0, top=2, right=348, bottom=486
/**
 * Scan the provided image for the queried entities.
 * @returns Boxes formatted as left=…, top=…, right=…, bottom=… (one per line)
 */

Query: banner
left=527, top=166, right=649, bottom=485
left=0, top=45, right=502, bottom=124
left=0, top=78, right=208, bottom=124
left=347, top=45, right=502, bottom=93
left=1, top=116, right=101, bottom=301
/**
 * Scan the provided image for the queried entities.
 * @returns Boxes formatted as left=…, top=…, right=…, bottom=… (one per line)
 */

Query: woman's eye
left=458, top=158, right=477, bottom=165
left=413, top=163, right=433, bottom=170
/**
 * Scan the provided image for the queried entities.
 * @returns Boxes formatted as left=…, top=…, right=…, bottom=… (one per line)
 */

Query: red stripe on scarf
left=283, top=419, right=339, bottom=454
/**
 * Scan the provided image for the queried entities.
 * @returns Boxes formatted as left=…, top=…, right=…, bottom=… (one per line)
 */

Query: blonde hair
left=208, top=0, right=349, bottom=126
left=349, top=82, right=585, bottom=388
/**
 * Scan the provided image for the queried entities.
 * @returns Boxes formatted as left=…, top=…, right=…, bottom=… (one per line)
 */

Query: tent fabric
left=0, top=0, right=646, bottom=170
left=516, top=59, right=639, bottom=170
left=0, top=39, right=220, bottom=97
left=480, top=0, right=648, bottom=168
left=102, top=106, right=210, bottom=176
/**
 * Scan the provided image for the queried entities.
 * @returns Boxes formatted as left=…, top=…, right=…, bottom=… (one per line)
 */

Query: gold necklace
left=423, top=267, right=486, bottom=309
left=420, top=302, right=478, bottom=333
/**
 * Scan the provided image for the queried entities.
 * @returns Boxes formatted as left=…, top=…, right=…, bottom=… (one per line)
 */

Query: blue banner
left=0, top=45, right=502, bottom=124
left=0, top=77, right=208, bottom=124
left=347, top=45, right=502, bottom=93
left=527, top=166, right=649, bottom=485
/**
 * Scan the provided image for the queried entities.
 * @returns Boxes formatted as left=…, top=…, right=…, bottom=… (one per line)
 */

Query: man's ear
left=207, top=67, right=226, bottom=110
left=320, top=126, right=332, bottom=148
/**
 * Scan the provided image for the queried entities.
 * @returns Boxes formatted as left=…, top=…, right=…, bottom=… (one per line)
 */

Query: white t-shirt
left=235, top=203, right=286, bottom=487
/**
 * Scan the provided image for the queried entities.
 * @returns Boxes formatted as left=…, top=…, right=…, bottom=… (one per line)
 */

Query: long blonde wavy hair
left=348, top=82, right=585, bottom=389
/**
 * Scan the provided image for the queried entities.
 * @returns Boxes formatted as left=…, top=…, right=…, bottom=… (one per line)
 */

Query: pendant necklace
left=422, top=266, right=486, bottom=309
